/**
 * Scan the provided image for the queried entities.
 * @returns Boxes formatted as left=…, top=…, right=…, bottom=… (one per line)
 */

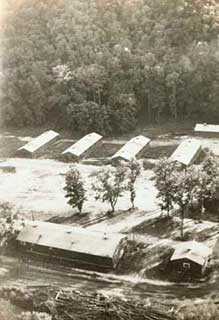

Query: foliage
left=0, top=299, right=18, bottom=320
left=93, top=166, right=126, bottom=212
left=154, top=158, right=182, bottom=217
left=3, top=0, right=219, bottom=132
left=67, top=101, right=112, bottom=135
left=176, top=300, right=219, bottom=320
left=18, top=312, right=52, bottom=320
left=202, top=152, right=219, bottom=178
left=154, top=153, right=219, bottom=237
left=64, top=166, right=86, bottom=214
left=0, top=202, right=24, bottom=248
left=172, top=169, right=193, bottom=239
left=196, top=153, right=219, bottom=217
left=192, top=170, right=218, bottom=219
left=125, top=159, right=141, bottom=209
left=109, top=94, right=138, bottom=134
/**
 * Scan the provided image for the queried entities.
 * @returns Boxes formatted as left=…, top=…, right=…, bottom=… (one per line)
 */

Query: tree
left=64, top=166, right=86, bottom=214
left=194, top=153, right=219, bottom=220
left=202, top=152, right=219, bottom=178
left=192, top=170, right=218, bottom=221
left=93, top=166, right=126, bottom=213
left=126, top=159, right=141, bottom=210
left=172, top=170, right=193, bottom=239
left=3, top=0, right=219, bottom=131
left=154, top=158, right=182, bottom=217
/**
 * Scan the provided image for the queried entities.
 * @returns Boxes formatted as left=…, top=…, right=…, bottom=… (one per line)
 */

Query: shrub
left=176, top=300, right=219, bottom=320
left=110, top=94, right=138, bottom=134
left=0, top=202, right=24, bottom=248
left=67, top=101, right=112, bottom=135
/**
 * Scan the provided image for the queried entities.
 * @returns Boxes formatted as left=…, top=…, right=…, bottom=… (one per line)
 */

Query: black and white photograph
left=1, top=1, right=219, bottom=319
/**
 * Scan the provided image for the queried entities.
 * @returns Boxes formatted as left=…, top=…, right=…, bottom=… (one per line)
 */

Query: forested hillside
left=2, top=0, right=219, bottom=134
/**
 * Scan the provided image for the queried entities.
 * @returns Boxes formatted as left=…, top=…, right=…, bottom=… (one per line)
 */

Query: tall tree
left=126, top=159, right=141, bottom=210
left=64, top=166, right=86, bottom=214
left=154, top=158, right=182, bottom=217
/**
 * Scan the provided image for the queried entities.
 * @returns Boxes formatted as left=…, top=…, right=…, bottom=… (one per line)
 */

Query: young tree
left=126, top=159, right=141, bottom=210
left=64, top=166, right=86, bottom=214
left=192, top=153, right=219, bottom=220
left=172, top=170, right=192, bottom=239
left=93, top=166, right=126, bottom=213
left=192, top=171, right=218, bottom=221
left=154, top=158, right=182, bottom=217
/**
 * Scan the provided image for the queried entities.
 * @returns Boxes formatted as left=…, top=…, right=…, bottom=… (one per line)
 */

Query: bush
left=109, top=94, right=138, bottom=134
left=176, top=300, right=219, bottom=320
left=67, top=101, right=112, bottom=135
left=0, top=202, right=24, bottom=249
left=0, top=299, right=17, bottom=320
left=67, top=94, right=138, bottom=136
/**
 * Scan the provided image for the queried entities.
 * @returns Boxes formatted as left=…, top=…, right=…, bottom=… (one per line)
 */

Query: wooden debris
left=0, top=286, right=175, bottom=320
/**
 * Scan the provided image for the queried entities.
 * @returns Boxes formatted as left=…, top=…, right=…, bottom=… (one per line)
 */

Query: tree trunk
left=167, top=205, right=170, bottom=217
left=180, top=207, right=184, bottom=239
left=200, top=200, right=204, bottom=221
left=147, top=91, right=151, bottom=123
left=110, top=200, right=115, bottom=213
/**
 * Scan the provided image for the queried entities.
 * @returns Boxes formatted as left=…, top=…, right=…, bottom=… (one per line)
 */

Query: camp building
left=17, top=130, right=59, bottom=157
left=17, top=221, right=127, bottom=271
left=169, top=241, right=212, bottom=277
left=194, top=123, right=219, bottom=137
left=111, top=135, right=150, bottom=162
left=169, top=139, right=202, bottom=166
left=62, top=132, right=102, bottom=161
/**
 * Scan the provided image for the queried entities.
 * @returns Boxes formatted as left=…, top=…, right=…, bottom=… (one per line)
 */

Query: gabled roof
left=111, top=135, right=150, bottom=162
left=169, top=139, right=201, bottom=166
left=17, top=221, right=126, bottom=259
left=170, top=241, right=212, bottom=266
left=18, top=130, right=59, bottom=154
left=194, top=123, right=219, bottom=133
left=62, top=132, right=102, bottom=157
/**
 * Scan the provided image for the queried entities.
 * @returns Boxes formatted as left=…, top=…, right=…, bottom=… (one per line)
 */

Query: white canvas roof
left=17, top=221, right=125, bottom=259
left=111, top=135, right=150, bottom=162
left=169, top=139, right=201, bottom=166
left=18, top=130, right=59, bottom=154
left=62, top=132, right=102, bottom=157
left=194, top=123, right=219, bottom=133
left=171, top=241, right=212, bottom=266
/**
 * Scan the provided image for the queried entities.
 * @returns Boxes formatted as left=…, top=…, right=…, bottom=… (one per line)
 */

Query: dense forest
left=2, top=0, right=219, bottom=134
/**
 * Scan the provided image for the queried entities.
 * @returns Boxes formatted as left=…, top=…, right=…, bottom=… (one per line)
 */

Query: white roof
left=17, top=221, right=125, bottom=259
left=171, top=241, right=212, bottom=266
left=169, top=139, right=201, bottom=166
left=111, top=135, right=150, bottom=162
left=18, top=130, right=59, bottom=154
left=62, top=132, right=102, bottom=157
left=194, top=123, right=219, bottom=133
